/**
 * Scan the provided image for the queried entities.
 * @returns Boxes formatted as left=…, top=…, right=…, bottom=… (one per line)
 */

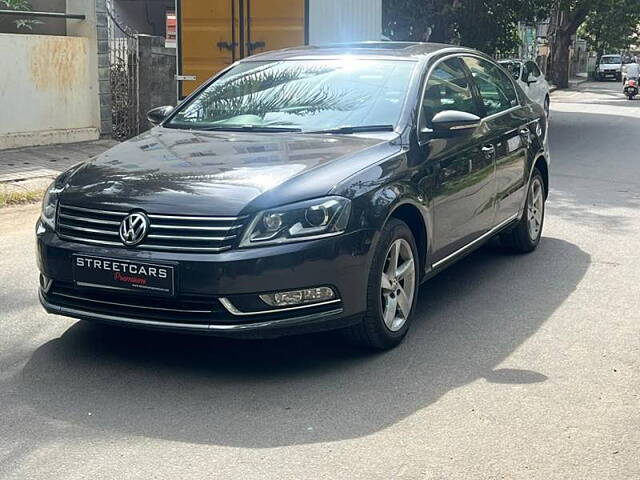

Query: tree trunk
left=548, top=6, right=589, bottom=89
left=551, top=32, right=571, bottom=89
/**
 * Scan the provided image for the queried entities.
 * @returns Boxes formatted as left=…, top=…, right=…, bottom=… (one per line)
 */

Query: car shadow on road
left=10, top=237, right=589, bottom=448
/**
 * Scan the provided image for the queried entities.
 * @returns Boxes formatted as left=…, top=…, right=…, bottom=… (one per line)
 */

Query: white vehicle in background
left=499, top=59, right=551, bottom=116
left=596, top=55, right=623, bottom=81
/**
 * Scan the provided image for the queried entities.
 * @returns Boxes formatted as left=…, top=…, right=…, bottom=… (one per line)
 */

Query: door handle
left=520, top=128, right=531, bottom=144
left=217, top=41, right=238, bottom=52
left=247, top=41, right=265, bottom=53
left=441, top=167, right=456, bottom=179
left=481, top=145, right=495, bottom=159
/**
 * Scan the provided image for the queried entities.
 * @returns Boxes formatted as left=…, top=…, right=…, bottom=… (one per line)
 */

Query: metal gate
left=106, top=0, right=139, bottom=141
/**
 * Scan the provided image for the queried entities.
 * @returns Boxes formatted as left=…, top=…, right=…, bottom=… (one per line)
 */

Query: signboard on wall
left=165, top=10, right=176, bottom=48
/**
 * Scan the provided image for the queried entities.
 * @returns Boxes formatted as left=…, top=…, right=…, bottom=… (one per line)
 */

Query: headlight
left=40, top=181, right=61, bottom=230
left=240, top=196, right=351, bottom=247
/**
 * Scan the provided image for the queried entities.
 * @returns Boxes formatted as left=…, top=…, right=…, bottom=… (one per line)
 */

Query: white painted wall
left=0, top=33, right=100, bottom=149
left=308, top=0, right=382, bottom=45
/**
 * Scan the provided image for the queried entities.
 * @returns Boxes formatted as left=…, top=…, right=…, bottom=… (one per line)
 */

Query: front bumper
left=37, top=224, right=373, bottom=338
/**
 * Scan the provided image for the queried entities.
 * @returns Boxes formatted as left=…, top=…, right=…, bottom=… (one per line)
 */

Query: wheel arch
left=533, top=154, right=549, bottom=199
left=387, top=202, right=428, bottom=281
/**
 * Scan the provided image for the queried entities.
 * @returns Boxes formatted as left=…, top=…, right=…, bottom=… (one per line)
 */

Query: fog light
left=260, top=287, right=336, bottom=307
left=36, top=219, right=46, bottom=235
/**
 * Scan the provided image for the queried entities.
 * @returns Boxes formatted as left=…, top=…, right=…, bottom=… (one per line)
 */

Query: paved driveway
left=0, top=81, right=638, bottom=479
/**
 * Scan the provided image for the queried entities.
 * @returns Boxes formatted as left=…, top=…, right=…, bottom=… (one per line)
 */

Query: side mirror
left=426, top=110, right=481, bottom=137
left=527, top=73, right=538, bottom=85
left=147, top=105, right=174, bottom=126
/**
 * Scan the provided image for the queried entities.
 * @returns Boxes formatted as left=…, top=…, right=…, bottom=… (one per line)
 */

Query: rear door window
left=524, top=61, right=542, bottom=80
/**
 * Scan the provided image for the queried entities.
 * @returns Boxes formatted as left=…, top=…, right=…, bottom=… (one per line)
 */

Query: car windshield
left=500, top=61, right=522, bottom=81
left=166, top=59, right=416, bottom=132
left=601, top=56, right=621, bottom=64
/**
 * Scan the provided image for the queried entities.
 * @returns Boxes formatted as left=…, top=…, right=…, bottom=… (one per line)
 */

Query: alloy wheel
left=527, top=177, right=544, bottom=241
left=380, top=238, right=416, bottom=332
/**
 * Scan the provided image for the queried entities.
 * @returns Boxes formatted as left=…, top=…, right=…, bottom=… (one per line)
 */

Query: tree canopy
left=579, top=0, right=640, bottom=57
left=383, top=0, right=553, bottom=55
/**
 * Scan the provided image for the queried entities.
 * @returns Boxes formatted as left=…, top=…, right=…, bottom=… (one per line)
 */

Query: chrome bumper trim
left=40, top=291, right=344, bottom=332
left=219, top=297, right=342, bottom=316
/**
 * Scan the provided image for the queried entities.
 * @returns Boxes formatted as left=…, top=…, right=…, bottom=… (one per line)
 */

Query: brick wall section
left=137, top=35, right=177, bottom=132
left=96, top=0, right=113, bottom=138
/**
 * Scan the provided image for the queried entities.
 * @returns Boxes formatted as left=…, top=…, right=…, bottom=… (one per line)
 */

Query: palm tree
left=181, top=62, right=369, bottom=124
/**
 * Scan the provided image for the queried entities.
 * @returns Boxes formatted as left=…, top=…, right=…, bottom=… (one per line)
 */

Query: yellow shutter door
left=179, top=0, right=237, bottom=97
left=178, top=0, right=306, bottom=97
left=246, top=0, right=305, bottom=56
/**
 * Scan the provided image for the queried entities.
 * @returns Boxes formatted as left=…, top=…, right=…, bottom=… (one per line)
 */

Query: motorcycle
left=623, top=77, right=638, bottom=100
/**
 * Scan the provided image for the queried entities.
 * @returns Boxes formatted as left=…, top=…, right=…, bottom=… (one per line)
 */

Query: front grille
left=56, top=204, right=248, bottom=253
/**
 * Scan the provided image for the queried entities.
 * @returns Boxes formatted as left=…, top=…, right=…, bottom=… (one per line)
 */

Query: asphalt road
left=1, top=81, right=639, bottom=480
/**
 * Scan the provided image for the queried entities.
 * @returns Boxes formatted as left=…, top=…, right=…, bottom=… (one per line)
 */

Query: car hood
left=60, top=127, right=401, bottom=216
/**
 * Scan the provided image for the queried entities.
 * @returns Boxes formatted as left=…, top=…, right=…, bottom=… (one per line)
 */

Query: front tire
left=342, top=218, right=419, bottom=350
left=500, top=168, right=546, bottom=253
left=544, top=96, right=550, bottom=118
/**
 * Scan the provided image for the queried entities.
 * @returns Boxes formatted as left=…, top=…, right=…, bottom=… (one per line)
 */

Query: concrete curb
left=550, top=77, right=589, bottom=94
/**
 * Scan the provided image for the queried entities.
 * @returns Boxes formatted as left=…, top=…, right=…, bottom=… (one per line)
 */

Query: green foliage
left=383, top=0, right=554, bottom=55
left=182, top=64, right=367, bottom=123
left=579, top=0, right=640, bottom=56
left=0, top=0, right=42, bottom=30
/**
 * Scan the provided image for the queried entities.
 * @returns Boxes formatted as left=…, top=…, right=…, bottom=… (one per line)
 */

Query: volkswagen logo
left=119, top=212, right=149, bottom=246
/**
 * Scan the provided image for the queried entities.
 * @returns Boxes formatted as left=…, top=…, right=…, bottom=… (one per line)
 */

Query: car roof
left=240, top=41, right=482, bottom=63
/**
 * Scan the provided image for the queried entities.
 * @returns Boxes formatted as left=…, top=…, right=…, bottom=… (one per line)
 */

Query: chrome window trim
left=219, top=297, right=342, bottom=316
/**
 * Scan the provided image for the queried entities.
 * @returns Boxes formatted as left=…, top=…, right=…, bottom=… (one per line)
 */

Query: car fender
left=363, top=181, right=432, bottom=276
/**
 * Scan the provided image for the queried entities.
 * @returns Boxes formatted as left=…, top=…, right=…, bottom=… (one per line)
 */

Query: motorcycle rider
left=622, top=57, right=640, bottom=85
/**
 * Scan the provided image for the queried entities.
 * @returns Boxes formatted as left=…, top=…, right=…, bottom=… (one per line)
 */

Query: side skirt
left=421, top=213, right=520, bottom=283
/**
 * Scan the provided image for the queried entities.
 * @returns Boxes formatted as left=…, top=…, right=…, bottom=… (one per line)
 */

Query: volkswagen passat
left=37, top=42, right=549, bottom=349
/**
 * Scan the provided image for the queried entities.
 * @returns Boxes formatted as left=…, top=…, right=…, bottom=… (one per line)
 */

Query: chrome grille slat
left=147, top=234, right=236, bottom=241
left=151, top=224, right=241, bottom=231
left=57, top=204, right=246, bottom=253
left=58, top=234, right=122, bottom=247
left=58, top=214, right=121, bottom=226
left=143, top=244, right=232, bottom=252
left=148, top=213, right=246, bottom=222
left=62, top=205, right=128, bottom=216
left=58, top=224, right=119, bottom=236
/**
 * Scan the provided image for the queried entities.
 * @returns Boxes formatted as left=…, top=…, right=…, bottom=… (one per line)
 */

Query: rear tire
left=342, top=218, right=419, bottom=350
left=500, top=168, right=545, bottom=253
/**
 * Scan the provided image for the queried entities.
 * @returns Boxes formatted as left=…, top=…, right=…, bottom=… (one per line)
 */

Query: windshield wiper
left=199, top=125, right=302, bottom=133
left=304, top=125, right=395, bottom=134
